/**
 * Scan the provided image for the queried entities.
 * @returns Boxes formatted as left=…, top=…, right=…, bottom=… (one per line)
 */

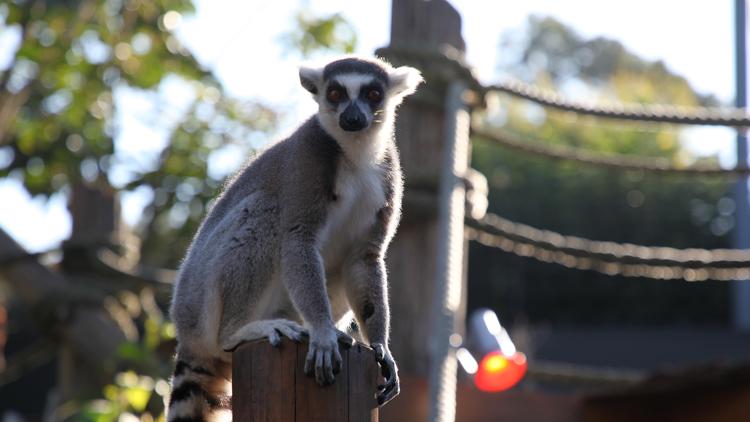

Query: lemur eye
left=327, top=88, right=343, bottom=103
left=367, top=89, right=382, bottom=102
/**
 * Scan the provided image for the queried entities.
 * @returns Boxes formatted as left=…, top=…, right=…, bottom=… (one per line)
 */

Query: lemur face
left=300, top=57, right=423, bottom=138
left=323, top=73, right=386, bottom=132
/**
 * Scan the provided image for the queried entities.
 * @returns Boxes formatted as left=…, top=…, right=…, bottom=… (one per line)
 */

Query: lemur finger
left=377, top=384, right=399, bottom=406
left=377, top=378, right=400, bottom=406
left=379, top=359, right=392, bottom=380
left=277, top=325, right=303, bottom=342
left=323, top=352, right=335, bottom=385
left=268, top=329, right=282, bottom=347
left=380, top=364, right=388, bottom=379
left=333, top=347, right=342, bottom=374
left=293, top=325, right=309, bottom=337
left=282, top=320, right=306, bottom=333
left=304, top=349, right=315, bottom=376
left=315, top=352, right=326, bottom=385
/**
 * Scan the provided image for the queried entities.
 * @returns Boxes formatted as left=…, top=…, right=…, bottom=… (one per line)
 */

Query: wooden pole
left=732, top=0, right=750, bottom=332
left=377, top=0, right=474, bottom=381
left=232, top=339, right=380, bottom=421
left=376, top=2, right=483, bottom=420
left=427, top=81, right=471, bottom=422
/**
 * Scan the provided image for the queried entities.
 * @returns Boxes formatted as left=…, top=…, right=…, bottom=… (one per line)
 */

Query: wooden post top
left=232, top=339, right=381, bottom=422
left=389, top=0, right=465, bottom=53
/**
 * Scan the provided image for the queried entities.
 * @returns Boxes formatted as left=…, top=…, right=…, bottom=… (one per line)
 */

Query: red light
left=474, top=351, right=527, bottom=392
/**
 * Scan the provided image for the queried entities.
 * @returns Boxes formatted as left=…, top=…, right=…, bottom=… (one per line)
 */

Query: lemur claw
left=221, top=319, right=307, bottom=352
left=371, top=342, right=400, bottom=406
left=305, top=327, right=351, bottom=386
left=337, top=330, right=356, bottom=348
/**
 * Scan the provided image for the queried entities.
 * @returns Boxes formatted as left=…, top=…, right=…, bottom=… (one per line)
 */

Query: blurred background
left=1, top=0, right=749, bottom=421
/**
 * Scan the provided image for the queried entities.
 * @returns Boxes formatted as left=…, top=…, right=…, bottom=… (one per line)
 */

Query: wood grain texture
left=232, top=339, right=380, bottom=421
left=232, top=339, right=297, bottom=422
left=295, top=340, right=349, bottom=421
left=348, top=344, right=380, bottom=422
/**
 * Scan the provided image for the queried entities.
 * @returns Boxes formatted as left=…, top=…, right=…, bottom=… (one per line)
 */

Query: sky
left=0, top=0, right=743, bottom=252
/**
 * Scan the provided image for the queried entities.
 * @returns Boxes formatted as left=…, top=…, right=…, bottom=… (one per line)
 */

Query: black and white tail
left=167, top=358, right=232, bottom=422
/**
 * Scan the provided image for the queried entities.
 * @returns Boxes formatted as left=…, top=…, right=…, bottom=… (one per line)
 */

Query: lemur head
left=299, top=56, right=423, bottom=139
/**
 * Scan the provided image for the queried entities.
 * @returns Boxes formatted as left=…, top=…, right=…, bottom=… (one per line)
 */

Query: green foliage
left=469, top=16, right=733, bottom=324
left=281, top=11, right=357, bottom=58
left=491, top=16, right=716, bottom=163
left=77, top=371, right=166, bottom=422
left=0, top=0, right=205, bottom=193
left=0, top=0, right=284, bottom=267
left=132, top=89, right=277, bottom=267
left=500, top=16, right=719, bottom=107
left=0, top=1, right=360, bottom=268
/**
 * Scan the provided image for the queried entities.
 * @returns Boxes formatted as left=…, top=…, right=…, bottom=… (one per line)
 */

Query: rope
left=466, top=214, right=750, bottom=281
left=527, top=361, right=645, bottom=386
left=486, top=80, right=750, bottom=127
left=471, top=128, right=750, bottom=175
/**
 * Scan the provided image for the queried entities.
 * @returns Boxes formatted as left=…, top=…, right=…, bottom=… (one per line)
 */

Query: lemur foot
left=304, top=327, right=355, bottom=386
left=222, top=319, right=308, bottom=351
left=372, top=343, right=400, bottom=406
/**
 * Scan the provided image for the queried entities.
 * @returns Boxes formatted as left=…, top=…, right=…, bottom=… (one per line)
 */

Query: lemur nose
left=340, top=104, right=367, bottom=132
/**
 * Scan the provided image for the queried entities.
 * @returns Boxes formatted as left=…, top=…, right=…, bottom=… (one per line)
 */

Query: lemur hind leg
left=220, top=319, right=308, bottom=351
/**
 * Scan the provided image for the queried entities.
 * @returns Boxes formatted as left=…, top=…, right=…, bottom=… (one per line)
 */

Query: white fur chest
left=318, top=162, right=386, bottom=268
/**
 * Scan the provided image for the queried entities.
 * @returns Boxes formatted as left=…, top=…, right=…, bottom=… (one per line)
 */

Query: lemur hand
left=372, top=343, right=400, bottom=406
left=304, top=326, right=355, bottom=385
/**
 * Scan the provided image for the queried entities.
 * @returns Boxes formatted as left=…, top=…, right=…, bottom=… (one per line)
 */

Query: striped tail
left=167, top=358, right=232, bottom=422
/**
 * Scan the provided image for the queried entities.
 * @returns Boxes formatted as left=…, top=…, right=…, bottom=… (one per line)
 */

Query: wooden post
left=0, top=228, right=126, bottom=403
left=732, top=0, right=750, bottom=331
left=427, top=81, right=471, bottom=422
left=232, top=339, right=380, bottom=421
left=376, top=1, right=482, bottom=420
left=62, top=182, right=120, bottom=272
left=377, top=0, right=478, bottom=379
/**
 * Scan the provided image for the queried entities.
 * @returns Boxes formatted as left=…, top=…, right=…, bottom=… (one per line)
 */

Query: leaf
left=117, top=342, right=146, bottom=361
left=123, top=386, right=151, bottom=412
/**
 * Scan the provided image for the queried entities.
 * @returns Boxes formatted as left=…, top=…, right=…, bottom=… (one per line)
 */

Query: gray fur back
left=170, top=117, right=342, bottom=340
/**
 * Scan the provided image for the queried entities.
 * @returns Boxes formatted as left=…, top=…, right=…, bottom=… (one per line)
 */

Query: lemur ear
left=299, top=65, right=323, bottom=95
left=388, top=66, right=424, bottom=98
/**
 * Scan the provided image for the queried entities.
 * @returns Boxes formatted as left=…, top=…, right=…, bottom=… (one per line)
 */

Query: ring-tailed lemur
left=167, top=56, right=422, bottom=421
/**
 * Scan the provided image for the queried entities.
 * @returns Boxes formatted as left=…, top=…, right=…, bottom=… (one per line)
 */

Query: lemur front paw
left=221, top=319, right=308, bottom=351
left=304, top=327, right=355, bottom=386
left=372, top=343, right=400, bottom=406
